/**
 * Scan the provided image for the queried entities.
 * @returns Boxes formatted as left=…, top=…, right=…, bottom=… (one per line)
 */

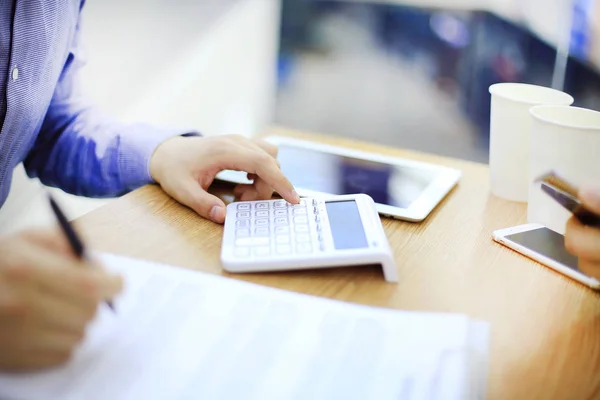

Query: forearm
left=24, top=104, right=190, bottom=197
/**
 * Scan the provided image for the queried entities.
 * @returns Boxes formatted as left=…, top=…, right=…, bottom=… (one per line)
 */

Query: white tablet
left=216, top=136, right=461, bottom=221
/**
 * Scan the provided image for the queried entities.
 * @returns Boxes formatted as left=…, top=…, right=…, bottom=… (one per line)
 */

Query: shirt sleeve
left=23, top=7, right=197, bottom=198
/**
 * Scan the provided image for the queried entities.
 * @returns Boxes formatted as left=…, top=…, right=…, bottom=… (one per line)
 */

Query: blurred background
left=3, top=0, right=600, bottom=232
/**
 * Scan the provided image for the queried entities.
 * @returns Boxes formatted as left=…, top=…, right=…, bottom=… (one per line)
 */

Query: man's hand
left=149, top=135, right=299, bottom=223
left=565, top=188, right=600, bottom=279
left=0, top=229, right=123, bottom=372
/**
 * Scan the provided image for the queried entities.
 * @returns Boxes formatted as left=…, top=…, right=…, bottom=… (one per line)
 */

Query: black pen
left=48, top=193, right=115, bottom=311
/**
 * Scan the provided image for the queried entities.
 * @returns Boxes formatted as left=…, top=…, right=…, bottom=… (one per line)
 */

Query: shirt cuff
left=117, top=124, right=201, bottom=190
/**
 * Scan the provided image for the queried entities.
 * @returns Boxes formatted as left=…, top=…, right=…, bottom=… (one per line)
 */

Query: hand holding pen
left=0, top=202, right=122, bottom=370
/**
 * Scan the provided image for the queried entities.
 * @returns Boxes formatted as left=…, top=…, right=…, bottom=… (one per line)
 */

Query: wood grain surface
left=75, top=127, right=600, bottom=400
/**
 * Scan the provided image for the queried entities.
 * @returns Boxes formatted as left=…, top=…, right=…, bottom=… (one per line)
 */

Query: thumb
left=175, top=180, right=227, bottom=223
left=18, top=228, right=73, bottom=256
left=580, top=187, right=600, bottom=215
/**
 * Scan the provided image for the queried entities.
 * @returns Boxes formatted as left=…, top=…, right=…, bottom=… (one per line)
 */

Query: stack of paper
left=0, top=254, right=489, bottom=400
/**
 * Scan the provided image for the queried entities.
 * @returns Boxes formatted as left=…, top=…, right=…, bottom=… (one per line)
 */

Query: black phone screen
left=505, top=227, right=579, bottom=270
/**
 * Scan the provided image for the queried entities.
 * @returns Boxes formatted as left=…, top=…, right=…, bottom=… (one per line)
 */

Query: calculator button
left=275, top=226, right=289, bottom=234
left=295, top=225, right=309, bottom=233
left=293, top=216, right=308, bottom=224
left=274, top=209, right=288, bottom=217
left=237, top=212, right=250, bottom=219
left=234, top=247, right=251, bottom=258
left=255, top=211, right=269, bottom=218
left=236, top=237, right=270, bottom=247
left=276, top=245, right=292, bottom=254
left=236, top=228, right=250, bottom=237
left=237, top=203, right=251, bottom=211
left=293, top=208, right=307, bottom=215
left=255, top=202, right=269, bottom=210
left=236, top=220, right=250, bottom=228
left=274, top=217, right=288, bottom=225
left=293, top=202, right=306, bottom=209
left=274, top=200, right=287, bottom=209
left=276, top=235, right=290, bottom=244
left=295, top=234, right=310, bottom=243
left=315, top=223, right=322, bottom=232
left=297, top=243, right=312, bottom=253
left=254, top=227, right=270, bottom=237
left=255, top=219, right=269, bottom=226
left=254, top=246, right=271, bottom=257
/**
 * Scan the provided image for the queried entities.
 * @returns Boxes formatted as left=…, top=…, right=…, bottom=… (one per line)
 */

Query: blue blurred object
left=571, top=0, right=593, bottom=60
left=276, top=0, right=600, bottom=163
left=430, top=13, right=470, bottom=49
left=277, top=54, right=294, bottom=87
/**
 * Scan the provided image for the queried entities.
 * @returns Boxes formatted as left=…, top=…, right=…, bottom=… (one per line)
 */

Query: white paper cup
left=528, top=105, right=600, bottom=234
left=489, top=83, right=574, bottom=202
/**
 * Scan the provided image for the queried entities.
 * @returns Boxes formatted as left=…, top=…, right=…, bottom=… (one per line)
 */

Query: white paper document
left=0, top=254, right=489, bottom=400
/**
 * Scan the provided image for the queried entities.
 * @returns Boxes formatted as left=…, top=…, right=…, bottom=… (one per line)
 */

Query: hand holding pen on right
left=565, top=188, right=600, bottom=279
left=0, top=229, right=122, bottom=372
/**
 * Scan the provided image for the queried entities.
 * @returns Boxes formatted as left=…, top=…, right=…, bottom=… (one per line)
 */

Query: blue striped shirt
left=0, top=0, right=185, bottom=208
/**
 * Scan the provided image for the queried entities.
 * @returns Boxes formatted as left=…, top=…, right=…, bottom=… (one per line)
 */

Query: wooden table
left=76, top=127, right=600, bottom=400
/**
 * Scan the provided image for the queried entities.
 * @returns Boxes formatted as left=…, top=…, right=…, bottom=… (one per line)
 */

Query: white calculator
left=220, top=194, right=398, bottom=282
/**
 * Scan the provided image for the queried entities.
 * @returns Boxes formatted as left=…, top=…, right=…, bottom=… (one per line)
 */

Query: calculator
left=220, top=194, right=398, bottom=282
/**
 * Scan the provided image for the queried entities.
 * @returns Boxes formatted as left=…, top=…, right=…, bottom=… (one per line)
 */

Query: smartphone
left=535, top=171, right=600, bottom=226
left=493, top=223, right=600, bottom=289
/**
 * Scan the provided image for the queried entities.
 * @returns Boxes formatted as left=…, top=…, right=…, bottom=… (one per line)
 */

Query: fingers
left=578, top=259, right=600, bottom=280
left=170, top=178, right=227, bottom=223
left=4, top=240, right=122, bottom=304
left=233, top=180, right=274, bottom=202
left=579, top=187, right=600, bottom=215
left=252, top=138, right=278, bottom=158
left=0, top=331, right=81, bottom=371
left=253, top=162, right=297, bottom=203
left=239, top=187, right=260, bottom=202
left=565, top=217, right=600, bottom=261
left=233, top=184, right=253, bottom=197
left=36, top=261, right=122, bottom=303
left=25, top=350, right=74, bottom=370
left=220, top=144, right=298, bottom=204
left=34, top=287, right=97, bottom=333
left=29, top=328, right=86, bottom=353
left=0, top=350, right=73, bottom=372
left=18, top=228, right=73, bottom=256
left=253, top=177, right=275, bottom=200
left=2, top=274, right=97, bottom=334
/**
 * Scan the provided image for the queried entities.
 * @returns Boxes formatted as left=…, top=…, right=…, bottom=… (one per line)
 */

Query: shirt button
left=11, top=67, right=19, bottom=81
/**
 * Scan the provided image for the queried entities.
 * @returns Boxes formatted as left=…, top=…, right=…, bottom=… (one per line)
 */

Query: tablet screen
left=278, top=145, right=437, bottom=208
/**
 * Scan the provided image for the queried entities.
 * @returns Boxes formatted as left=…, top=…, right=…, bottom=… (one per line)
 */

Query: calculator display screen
left=278, top=145, right=437, bottom=208
left=325, top=201, right=369, bottom=250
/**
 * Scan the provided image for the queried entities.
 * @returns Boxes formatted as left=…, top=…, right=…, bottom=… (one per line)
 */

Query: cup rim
left=489, top=83, right=574, bottom=106
left=530, top=105, right=600, bottom=131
